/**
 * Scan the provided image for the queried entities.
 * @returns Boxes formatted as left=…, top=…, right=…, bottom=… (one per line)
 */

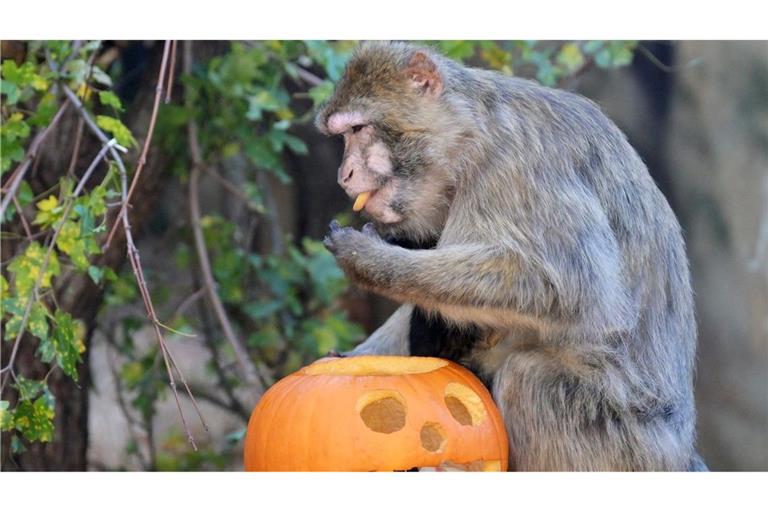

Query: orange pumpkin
left=244, top=355, right=509, bottom=471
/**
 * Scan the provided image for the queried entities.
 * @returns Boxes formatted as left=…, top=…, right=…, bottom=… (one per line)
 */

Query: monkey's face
left=316, top=43, right=456, bottom=240
left=326, top=112, right=403, bottom=225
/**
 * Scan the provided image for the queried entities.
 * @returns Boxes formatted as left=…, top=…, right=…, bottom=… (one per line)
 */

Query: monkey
left=315, top=42, right=705, bottom=471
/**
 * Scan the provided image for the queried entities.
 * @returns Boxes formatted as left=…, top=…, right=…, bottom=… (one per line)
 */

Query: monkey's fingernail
left=329, top=220, right=341, bottom=231
left=353, top=191, right=372, bottom=212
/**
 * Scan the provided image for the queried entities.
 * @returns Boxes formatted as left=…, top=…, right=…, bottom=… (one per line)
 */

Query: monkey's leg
left=345, top=304, right=414, bottom=356
left=493, top=345, right=691, bottom=471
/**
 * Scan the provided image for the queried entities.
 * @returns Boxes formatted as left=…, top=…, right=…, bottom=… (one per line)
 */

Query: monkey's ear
left=404, top=51, right=443, bottom=97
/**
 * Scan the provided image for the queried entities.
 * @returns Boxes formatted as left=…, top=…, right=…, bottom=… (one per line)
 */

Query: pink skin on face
left=327, top=112, right=403, bottom=224
left=327, top=111, right=367, bottom=135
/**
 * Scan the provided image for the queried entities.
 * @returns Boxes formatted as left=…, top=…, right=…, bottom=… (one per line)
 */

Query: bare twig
left=637, top=43, right=703, bottom=74
left=66, top=118, right=85, bottom=178
left=255, top=170, right=284, bottom=255
left=183, top=40, right=265, bottom=392
left=190, top=272, right=251, bottom=422
left=11, top=195, right=33, bottom=240
left=104, top=40, right=173, bottom=249
left=0, top=102, right=69, bottom=219
left=295, top=66, right=325, bottom=87
left=172, top=287, right=206, bottom=319
left=116, top=151, right=208, bottom=450
left=201, top=164, right=263, bottom=212
left=61, top=78, right=208, bottom=450
left=165, top=40, right=177, bottom=104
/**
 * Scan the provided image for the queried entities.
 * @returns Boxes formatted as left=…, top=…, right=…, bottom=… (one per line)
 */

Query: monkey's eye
left=351, top=124, right=366, bottom=134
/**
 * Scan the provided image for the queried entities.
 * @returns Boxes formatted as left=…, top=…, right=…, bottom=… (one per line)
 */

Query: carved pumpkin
left=244, top=355, right=509, bottom=471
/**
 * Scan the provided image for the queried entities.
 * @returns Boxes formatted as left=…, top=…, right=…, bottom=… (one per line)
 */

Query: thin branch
left=191, top=271, right=250, bottom=422
left=172, top=287, right=206, bottom=319
left=11, top=195, right=33, bottom=240
left=637, top=43, right=702, bottom=74
left=104, top=40, right=173, bottom=249
left=61, top=77, right=208, bottom=450
left=183, top=40, right=265, bottom=392
left=165, top=40, right=177, bottom=104
left=255, top=170, right=284, bottom=255
left=201, top=164, right=263, bottom=212
left=66, top=117, right=85, bottom=178
left=116, top=151, right=208, bottom=451
left=0, top=102, right=69, bottom=219
left=295, top=66, right=325, bottom=87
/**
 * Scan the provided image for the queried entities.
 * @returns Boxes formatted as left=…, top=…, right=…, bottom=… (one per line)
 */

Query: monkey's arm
left=325, top=221, right=634, bottom=332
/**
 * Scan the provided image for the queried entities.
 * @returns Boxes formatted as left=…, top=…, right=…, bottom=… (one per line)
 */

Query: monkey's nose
left=340, top=167, right=355, bottom=184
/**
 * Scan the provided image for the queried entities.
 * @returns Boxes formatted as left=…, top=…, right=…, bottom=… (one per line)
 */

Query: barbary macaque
left=316, top=42, right=705, bottom=471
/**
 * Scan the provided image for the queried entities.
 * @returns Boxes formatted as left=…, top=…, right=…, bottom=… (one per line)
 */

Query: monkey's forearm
left=337, top=237, right=633, bottom=331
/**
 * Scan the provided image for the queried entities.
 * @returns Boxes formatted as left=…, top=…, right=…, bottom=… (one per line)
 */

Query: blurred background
left=1, top=40, right=766, bottom=471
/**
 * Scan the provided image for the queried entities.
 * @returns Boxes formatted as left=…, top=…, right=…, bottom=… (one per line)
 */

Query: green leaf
left=14, top=377, right=46, bottom=400
left=435, top=40, right=477, bottom=62
left=556, top=43, right=585, bottom=74
left=1, top=112, right=31, bottom=171
left=2, top=297, right=25, bottom=341
left=56, top=220, right=90, bottom=270
left=96, top=115, right=137, bottom=148
left=87, top=265, right=104, bottom=284
left=13, top=393, right=55, bottom=443
left=39, top=310, right=83, bottom=380
left=307, top=81, right=334, bottom=107
left=90, top=65, right=113, bottom=87
left=7, top=242, right=61, bottom=296
left=98, top=90, right=123, bottom=111
left=17, top=180, right=34, bottom=206
left=28, top=93, right=59, bottom=127
left=0, top=80, right=20, bottom=105
left=32, top=194, right=62, bottom=227
left=0, top=401, right=13, bottom=430
left=28, top=301, right=49, bottom=341
left=11, top=435, right=26, bottom=454
left=583, top=41, right=604, bottom=55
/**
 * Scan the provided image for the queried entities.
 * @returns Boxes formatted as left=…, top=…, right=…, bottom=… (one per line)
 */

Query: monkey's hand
left=323, top=220, right=386, bottom=286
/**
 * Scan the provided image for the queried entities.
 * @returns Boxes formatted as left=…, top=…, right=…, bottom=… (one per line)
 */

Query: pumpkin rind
left=244, top=356, right=509, bottom=471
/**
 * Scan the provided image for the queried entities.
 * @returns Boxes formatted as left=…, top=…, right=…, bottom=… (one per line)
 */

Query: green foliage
left=1, top=40, right=135, bottom=451
left=424, top=40, right=638, bottom=87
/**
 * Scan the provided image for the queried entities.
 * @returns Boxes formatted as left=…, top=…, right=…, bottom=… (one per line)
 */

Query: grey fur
left=319, top=42, right=701, bottom=471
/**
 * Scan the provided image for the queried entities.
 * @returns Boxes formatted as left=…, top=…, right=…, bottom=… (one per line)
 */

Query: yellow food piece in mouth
left=353, top=191, right=372, bottom=212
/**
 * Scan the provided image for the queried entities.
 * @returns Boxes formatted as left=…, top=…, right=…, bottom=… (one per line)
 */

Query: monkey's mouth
left=352, top=190, right=377, bottom=212
left=351, top=181, right=402, bottom=224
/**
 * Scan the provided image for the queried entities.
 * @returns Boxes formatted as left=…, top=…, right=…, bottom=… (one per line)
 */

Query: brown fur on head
left=315, top=42, right=470, bottom=243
